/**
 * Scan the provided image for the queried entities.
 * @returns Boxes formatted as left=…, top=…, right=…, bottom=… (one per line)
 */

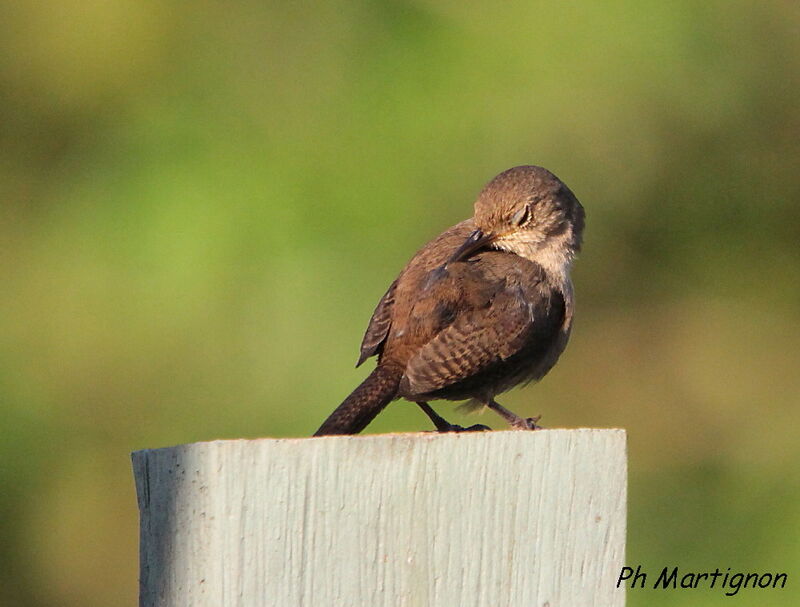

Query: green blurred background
left=1, top=1, right=798, bottom=605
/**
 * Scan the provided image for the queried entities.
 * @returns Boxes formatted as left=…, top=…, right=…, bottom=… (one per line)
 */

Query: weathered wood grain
left=132, top=429, right=626, bottom=606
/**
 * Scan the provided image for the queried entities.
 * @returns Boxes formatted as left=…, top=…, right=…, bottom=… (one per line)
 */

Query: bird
left=314, top=165, right=585, bottom=436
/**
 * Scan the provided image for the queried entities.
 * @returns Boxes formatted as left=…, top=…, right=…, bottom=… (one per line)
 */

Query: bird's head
left=448, top=166, right=585, bottom=276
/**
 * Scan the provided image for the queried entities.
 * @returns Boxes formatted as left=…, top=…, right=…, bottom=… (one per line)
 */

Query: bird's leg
left=487, top=400, right=542, bottom=431
left=416, top=402, right=490, bottom=433
left=416, top=402, right=450, bottom=431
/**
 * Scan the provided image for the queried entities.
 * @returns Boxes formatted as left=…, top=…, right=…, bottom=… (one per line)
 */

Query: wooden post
left=132, top=429, right=626, bottom=606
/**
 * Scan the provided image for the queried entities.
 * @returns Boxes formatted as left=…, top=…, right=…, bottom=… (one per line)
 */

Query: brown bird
left=314, top=165, right=585, bottom=436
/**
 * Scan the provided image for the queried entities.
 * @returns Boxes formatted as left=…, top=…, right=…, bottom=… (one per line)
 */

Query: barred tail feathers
left=313, top=365, right=401, bottom=436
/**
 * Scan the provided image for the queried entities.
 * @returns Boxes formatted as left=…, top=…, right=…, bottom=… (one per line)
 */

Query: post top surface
left=132, top=427, right=625, bottom=457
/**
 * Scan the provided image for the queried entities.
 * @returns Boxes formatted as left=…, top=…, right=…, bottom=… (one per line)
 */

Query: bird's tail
left=313, top=365, right=402, bottom=436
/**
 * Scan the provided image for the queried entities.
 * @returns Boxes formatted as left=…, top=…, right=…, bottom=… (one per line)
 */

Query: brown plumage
left=314, top=166, right=585, bottom=435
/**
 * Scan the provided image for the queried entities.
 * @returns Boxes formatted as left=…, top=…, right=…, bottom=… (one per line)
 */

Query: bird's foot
left=487, top=399, right=543, bottom=431
left=416, top=402, right=490, bottom=433
left=510, top=414, right=542, bottom=431
left=437, top=423, right=491, bottom=433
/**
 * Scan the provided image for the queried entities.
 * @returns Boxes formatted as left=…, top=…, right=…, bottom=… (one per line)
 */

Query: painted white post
left=132, top=429, right=626, bottom=606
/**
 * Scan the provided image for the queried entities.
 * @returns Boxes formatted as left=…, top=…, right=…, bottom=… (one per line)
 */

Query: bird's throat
left=494, top=233, right=574, bottom=290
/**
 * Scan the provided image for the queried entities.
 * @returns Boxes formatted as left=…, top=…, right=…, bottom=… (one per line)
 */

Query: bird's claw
left=511, top=415, right=542, bottom=431
left=430, top=423, right=491, bottom=433
left=460, top=423, right=492, bottom=432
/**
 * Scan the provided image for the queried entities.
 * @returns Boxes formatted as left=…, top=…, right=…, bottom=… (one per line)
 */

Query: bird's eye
left=511, top=205, right=530, bottom=226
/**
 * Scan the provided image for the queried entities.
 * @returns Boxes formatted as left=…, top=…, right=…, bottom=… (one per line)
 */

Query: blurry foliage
left=0, top=1, right=798, bottom=606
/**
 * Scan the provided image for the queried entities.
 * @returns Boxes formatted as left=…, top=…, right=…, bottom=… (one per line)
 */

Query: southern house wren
left=314, top=166, right=585, bottom=435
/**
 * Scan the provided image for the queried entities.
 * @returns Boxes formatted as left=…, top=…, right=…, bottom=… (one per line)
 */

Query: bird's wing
left=356, top=279, right=398, bottom=367
left=402, top=273, right=564, bottom=396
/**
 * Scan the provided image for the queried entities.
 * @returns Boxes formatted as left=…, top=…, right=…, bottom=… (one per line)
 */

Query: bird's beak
left=447, top=228, right=496, bottom=265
